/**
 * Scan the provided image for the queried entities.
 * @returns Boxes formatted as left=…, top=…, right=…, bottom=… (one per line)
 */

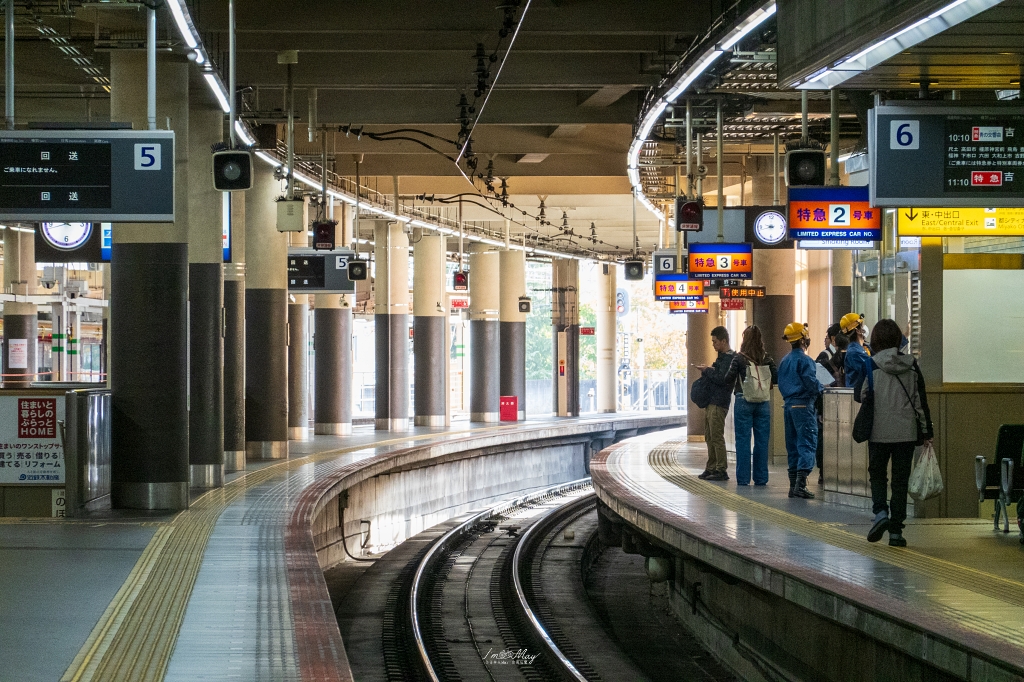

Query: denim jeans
left=783, top=402, right=817, bottom=474
left=733, top=394, right=770, bottom=485
left=868, top=441, right=916, bottom=533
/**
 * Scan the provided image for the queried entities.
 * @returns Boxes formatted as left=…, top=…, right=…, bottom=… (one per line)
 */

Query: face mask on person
left=828, top=343, right=836, bottom=353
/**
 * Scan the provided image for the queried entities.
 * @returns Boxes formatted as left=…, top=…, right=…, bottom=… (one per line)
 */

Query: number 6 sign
left=889, top=120, right=919, bottom=150
left=134, top=143, right=162, bottom=170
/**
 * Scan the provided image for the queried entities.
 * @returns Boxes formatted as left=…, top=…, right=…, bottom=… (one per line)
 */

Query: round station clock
left=753, top=210, right=787, bottom=245
left=41, top=222, right=92, bottom=251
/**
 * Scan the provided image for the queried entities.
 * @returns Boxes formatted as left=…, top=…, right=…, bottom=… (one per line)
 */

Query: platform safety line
left=59, top=425, right=516, bottom=682
left=647, top=442, right=1024, bottom=611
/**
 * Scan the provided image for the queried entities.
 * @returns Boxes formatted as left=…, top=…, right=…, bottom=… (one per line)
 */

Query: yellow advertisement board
left=897, top=207, right=1024, bottom=236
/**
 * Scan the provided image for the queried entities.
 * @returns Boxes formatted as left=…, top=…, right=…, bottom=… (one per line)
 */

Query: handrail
left=410, top=477, right=592, bottom=682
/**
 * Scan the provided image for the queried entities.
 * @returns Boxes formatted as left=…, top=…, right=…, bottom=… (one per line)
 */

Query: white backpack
left=740, top=356, right=772, bottom=403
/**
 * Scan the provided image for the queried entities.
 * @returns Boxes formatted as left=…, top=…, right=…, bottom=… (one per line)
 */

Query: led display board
left=871, top=105, right=1024, bottom=207
left=0, top=130, right=174, bottom=221
left=687, top=243, right=753, bottom=280
left=787, top=186, right=882, bottom=241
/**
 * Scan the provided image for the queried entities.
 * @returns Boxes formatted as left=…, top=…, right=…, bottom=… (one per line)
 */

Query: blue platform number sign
left=890, top=120, right=919, bottom=150
left=134, top=143, right=161, bottom=170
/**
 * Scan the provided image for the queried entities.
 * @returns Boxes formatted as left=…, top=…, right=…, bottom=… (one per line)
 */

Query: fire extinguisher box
left=499, top=396, right=518, bottom=422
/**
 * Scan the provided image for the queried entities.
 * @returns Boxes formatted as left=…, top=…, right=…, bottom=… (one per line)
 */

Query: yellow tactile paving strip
left=59, top=427, right=511, bottom=682
left=648, top=440, right=1024, bottom=610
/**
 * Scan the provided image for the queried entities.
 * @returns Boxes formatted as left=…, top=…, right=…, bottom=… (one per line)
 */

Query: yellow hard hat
left=840, top=312, right=864, bottom=334
left=782, top=322, right=809, bottom=343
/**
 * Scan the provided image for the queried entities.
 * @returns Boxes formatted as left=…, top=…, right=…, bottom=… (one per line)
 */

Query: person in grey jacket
left=854, top=319, right=934, bottom=547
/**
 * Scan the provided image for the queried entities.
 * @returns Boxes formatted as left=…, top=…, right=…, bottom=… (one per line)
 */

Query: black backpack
left=690, top=374, right=712, bottom=409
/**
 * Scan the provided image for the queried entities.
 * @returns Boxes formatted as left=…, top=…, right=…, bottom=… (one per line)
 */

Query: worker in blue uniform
left=777, top=322, right=824, bottom=499
left=841, top=313, right=870, bottom=393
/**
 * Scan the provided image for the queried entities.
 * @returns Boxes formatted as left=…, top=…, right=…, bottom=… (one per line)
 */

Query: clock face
left=41, top=222, right=92, bottom=250
left=753, top=211, right=787, bottom=245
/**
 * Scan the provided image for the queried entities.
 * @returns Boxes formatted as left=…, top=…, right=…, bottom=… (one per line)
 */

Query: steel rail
left=410, top=477, right=591, bottom=682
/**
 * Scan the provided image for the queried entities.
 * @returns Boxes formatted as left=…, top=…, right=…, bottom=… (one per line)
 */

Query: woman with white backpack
left=706, top=326, right=778, bottom=486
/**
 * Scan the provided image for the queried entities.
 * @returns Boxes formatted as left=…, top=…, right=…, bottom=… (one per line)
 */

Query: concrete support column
left=187, top=104, right=225, bottom=489
left=686, top=308, right=716, bottom=439
left=223, top=192, right=246, bottom=472
left=314, top=293, right=352, bottom=435
left=288, top=296, right=311, bottom=440
left=109, top=53, right=190, bottom=510
left=2, top=228, right=36, bottom=387
left=596, top=263, right=617, bottom=413
left=807, top=250, right=831, bottom=348
left=499, top=248, right=526, bottom=419
left=245, top=165, right=289, bottom=459
left=552, top=258, right=579, bottom=417
left=374, top=219, right=409, bottom=431
left=413, top=233, right=446, bottom=426
left=918, top=238, right=943, bottom=385
left=469, top=243, right=500, bottom=422
left=831, top=249, right=853, bottom=321
left=753, top=249, right=796, bottom=364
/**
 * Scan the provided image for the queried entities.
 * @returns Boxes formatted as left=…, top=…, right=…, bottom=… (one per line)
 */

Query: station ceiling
left=4, top=0, right=1022, bottom=258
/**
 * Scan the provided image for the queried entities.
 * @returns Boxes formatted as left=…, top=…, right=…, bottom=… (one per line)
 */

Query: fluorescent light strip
left=203, top=73, right=231, bottom=114
left=165, top=0, right=198, bottom=49
left=798, top=0, right=1002, bottom=89
left=627, top=1, right=777, bottom=225
left=248, top=133, right=593, bottom=261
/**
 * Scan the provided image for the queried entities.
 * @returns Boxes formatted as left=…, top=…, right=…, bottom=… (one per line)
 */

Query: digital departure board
left=287, top=249, right=357, bottom=293
left=872, top=106, right=1024, bottom=207
left=0, top=130, right=174, bottom=221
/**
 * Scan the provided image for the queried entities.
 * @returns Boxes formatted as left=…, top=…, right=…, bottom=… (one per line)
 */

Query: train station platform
left=592, top=433, right=1024, bottom=682
left=0, top=413, right=681, bottom=682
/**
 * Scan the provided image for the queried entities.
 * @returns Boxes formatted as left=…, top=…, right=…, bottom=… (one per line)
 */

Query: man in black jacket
left=696, top=326, right=735, bottom=480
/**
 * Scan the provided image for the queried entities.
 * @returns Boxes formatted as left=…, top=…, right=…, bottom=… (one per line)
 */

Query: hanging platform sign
left=720, top=299, right=746, bottom=311
left=654, top=273, right=704, bottom=301
left=870, top=105, right=1024, bottom=207
left=287, top=249, right=357, bottom=292
left=787, top=186, right=881, bottom=241
left=897, top=206, right=1024, bottom=236
left=720, top=285, right=766, bottom=298
left=0, top=130, right=174, bottom=222
left=687, top=243, right=753, bottom=280
left=668, top=298, right=709, bottom=313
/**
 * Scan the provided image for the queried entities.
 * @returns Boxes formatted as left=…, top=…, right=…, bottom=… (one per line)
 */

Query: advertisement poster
left=0, top=396, right=65, bottom=483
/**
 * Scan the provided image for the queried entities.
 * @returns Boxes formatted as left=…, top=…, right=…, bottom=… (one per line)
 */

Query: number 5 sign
left=134, top=143, right=162, bottom=170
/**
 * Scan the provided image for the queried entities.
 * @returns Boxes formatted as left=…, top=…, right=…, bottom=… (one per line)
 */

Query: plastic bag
left=908, top=442, right=944, bottom=502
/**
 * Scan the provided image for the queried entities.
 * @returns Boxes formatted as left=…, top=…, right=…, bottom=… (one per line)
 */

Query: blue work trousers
left=733, top=394, right=770, bottom=485
left=784, top=402, right=818, bottom=474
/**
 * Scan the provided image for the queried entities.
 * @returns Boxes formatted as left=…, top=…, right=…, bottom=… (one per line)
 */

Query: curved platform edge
left=591, top=441, right=1024, bottom=682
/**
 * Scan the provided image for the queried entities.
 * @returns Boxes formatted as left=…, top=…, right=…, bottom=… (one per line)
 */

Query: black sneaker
left=697, top=471, right=711, bottom=480
left=888, top=533, right=907, bottom=547
left=867, top=514, right=889, bottom=543
left=705, top=471, right=727, bottom=481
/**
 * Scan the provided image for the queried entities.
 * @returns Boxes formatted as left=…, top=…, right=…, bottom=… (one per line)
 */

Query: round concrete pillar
left=499, top=248, right=527, bottom=419
left=753, top=249, right=796, bottom=364
left=187, top=103, right=225, bottom=489
left=313, top=293, right=352, bottom=435
left=245, top=164, right=289, bottom=460
left=469, top=243, right=500, bottom=422
left=374, top=219, right=409, bottom=431
left=596, top=263, right=617, bottom=413
left=288, top=296, right=311, bottom=440
left=223, top=192, right=246, bottom=473
left=413, top=233, right=446, bottom=426
left=109, top=53, right=190, bottom=510
left=3, top=228, right=37, bottom=387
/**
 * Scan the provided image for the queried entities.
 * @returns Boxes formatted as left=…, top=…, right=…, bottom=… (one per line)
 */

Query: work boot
left=787, top=470, right=797, bottom=498
left=792, top=472, right=815, bottom=499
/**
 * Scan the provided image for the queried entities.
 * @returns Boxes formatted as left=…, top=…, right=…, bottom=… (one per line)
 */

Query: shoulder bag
left=852, top=357, right=874, bottom=443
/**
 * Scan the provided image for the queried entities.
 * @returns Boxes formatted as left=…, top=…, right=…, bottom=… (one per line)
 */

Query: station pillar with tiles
left=244, top=165, right=289, bottom=460
left=413, top=232, right=447, bottom=427
left=108, top=53, right=191, bottom=510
